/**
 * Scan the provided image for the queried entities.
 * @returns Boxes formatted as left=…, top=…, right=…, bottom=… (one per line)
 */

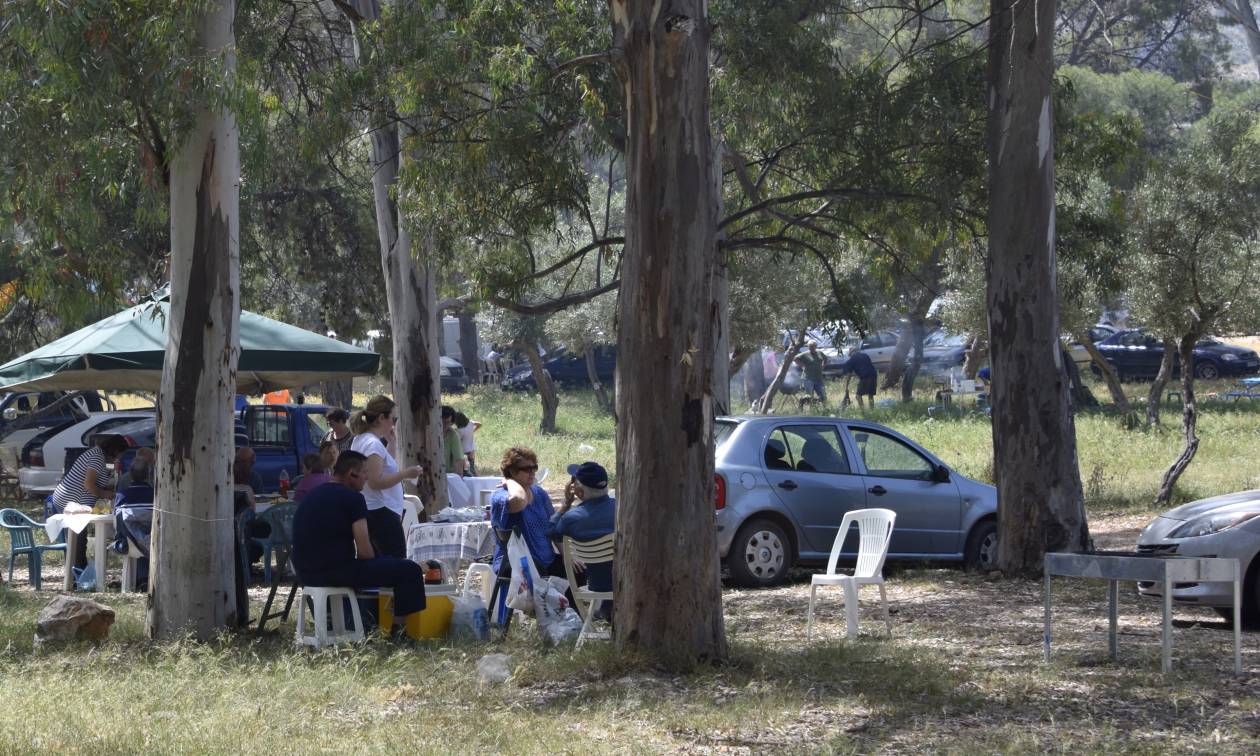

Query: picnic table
left=1043, top=550, right=1242, bottom=674
left=406, top=519, right=494, bottom=578
left=46, top=511, right=115, bottom=592
left=1226, top=376, right=1260, bottom=400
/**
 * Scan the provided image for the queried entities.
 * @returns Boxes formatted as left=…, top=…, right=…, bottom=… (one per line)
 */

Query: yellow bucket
left=378, top=593, right=453, bottom=639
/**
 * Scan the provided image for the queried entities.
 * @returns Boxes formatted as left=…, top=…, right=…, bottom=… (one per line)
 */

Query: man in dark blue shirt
left=842, top=346, right=878, bottom=410
left=293, top=450, right=426, bottom=626
left=548, top=461, right=615, bottom=593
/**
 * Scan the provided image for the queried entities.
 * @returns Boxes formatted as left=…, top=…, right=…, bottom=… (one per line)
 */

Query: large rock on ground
left=35, top=595, right=115, bottom=644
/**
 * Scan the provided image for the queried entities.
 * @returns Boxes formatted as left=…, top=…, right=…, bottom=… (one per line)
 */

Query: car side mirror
left=931, top=464, right=951, bottom=484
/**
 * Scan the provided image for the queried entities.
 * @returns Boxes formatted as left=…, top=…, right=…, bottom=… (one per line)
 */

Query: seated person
left=764, top=439, right=791, bottom=470
left=292, top=450, right=426, bottom=635
left=233, top=458, right=257, bottom=511
left=235, top=446, right=264, bottom=492
left=489, top=446, right=561, bottom=578
left=51, top=434, right=129, bottom=570
left=116, top=447, right=156, bottom=491
left=292, top=451, right=332, bottom=503
left=117, top=455, right=155, bottom=506
left=547, top=461, right=616, bottom=596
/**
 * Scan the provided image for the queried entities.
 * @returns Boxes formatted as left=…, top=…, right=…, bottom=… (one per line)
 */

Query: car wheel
left=727, top=519, right=791, bottom=587
left=964, top=520, right=998, bottom=573
left=1214, top=558, right=1260, bottom=629
left=1194, top=360, right=1220, bottom=380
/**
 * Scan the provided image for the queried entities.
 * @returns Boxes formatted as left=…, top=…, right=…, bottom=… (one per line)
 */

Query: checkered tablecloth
left=406, top=521, right=494, bottom=570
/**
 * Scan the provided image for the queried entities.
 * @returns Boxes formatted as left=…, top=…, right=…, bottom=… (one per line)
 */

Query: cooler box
left=378, top=594, right=453, bottom=639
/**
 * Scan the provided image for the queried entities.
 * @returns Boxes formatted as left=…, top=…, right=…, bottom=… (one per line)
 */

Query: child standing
left=454, top=412, right=481, bottom=476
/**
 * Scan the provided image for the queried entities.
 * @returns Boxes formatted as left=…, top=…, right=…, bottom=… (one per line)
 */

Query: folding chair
left=562, top=533, right=615, bottom=647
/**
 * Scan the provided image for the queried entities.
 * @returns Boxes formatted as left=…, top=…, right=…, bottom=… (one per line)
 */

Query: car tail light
left=29, top=448, right=44, bottom=467
left=714, top=473, right=726, bottom=510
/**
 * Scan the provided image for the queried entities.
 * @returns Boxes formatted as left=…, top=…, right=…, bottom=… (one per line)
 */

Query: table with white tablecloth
left=406, top=520, right=494, bottom=577
left=445, top=474, right=503, bottom=508
left=45, top=512, right=115, bottom=592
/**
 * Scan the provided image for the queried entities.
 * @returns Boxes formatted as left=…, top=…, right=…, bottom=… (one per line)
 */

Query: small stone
left=34, top=595, right=115, bottom=645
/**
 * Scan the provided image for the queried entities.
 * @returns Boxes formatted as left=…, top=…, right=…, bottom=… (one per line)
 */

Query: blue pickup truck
left=104, top=403, right=332, bottom=494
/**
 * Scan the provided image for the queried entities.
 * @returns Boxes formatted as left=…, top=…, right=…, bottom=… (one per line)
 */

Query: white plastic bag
left=505, top=534, right=543, bottom=615
left=533, top=583, right=582, bottom=644
left=451, top=592, right=490, bottom=641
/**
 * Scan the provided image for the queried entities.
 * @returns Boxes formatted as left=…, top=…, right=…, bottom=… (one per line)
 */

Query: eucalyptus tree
left=987, top=0, right=1089, bottom=574
left=1124, top=104, right=1260, bottom=506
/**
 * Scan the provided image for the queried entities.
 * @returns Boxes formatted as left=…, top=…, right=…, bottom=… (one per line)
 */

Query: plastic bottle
left=278, top=468, right=290, bottom=498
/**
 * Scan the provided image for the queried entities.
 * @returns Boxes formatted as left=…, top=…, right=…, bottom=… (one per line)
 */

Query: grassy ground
left=9, top=375, right=1260, bottom=753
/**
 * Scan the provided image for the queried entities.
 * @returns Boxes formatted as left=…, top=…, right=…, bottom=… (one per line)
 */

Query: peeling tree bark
left=611, top=0, right=727, bottom=666
left=1155, top=332, right=1202, bottom=506
left=522, top=343, right=559, bottom=433
left=986, top=0, right=1088, bottom=575
left=147, top=0, right=240, bottom=640
left=341, top=1, right=446, bottom=514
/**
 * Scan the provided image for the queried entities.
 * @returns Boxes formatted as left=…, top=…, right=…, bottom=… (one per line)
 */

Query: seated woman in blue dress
left=489, top=446, right=564, bottom=579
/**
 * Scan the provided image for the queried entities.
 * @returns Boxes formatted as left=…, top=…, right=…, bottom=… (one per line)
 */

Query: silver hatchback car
left=715, top=415, right=998, bottom=587
left=1136, top=490, right=1260, bottom=624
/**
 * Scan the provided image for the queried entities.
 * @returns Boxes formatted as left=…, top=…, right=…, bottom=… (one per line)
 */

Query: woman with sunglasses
left=489, top=446, right=564, bottom=579
left=349, top=395, right=423, bottom=558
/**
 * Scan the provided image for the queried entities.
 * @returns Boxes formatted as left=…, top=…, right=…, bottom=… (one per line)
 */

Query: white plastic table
left=446, top=474, right=502, bottom=508
left=46, top=512, right=115, bottom=592
left=1044, top=551, right=1242, bottom=674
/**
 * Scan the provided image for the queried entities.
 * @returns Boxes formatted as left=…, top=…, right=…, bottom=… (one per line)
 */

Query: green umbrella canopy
left=0, top=300, right=379, bottom=393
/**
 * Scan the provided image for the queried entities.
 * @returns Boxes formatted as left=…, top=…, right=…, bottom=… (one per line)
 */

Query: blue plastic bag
left=73, top=563, right=97, bottom=591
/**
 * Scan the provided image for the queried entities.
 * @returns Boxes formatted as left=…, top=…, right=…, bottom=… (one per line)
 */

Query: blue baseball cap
left=566, top=461, right=608, bottom=489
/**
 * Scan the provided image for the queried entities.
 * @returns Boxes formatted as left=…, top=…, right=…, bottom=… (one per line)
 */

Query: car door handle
left=777, top=480, right=798, bottom=491
left=868, top=485, right=886, bottom=496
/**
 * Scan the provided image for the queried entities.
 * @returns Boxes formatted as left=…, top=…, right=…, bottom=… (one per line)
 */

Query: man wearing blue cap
left=548, top=461, right=616, bottom=596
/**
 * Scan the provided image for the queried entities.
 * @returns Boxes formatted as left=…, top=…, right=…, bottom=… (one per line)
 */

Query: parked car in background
left=920, top=331, right=970, bottom=373
left=832, top=330, right=900, bottom=375
left=1065, top=325, right=1118, bottom=369
left=714, top=414, right=998, bottom=587
left=1093, top=329, right=1260, bottom=381
left=0, top=390, right=106, bottom=437
left=1136, top=489, right=1260, bottom=626
left=440, top=356, right=469, bottom=393
left=18, top=409, right=156, bottom=496
left=501, top=346, right=616, bottom=391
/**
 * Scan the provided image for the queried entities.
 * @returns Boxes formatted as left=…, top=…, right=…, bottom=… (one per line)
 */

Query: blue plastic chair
left=1, top=508, right=67, bottom=591
left=253, top=502, right=297, bottom=585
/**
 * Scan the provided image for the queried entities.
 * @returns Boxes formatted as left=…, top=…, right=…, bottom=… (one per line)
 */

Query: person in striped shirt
left=51, top=434, right=129, bottom=569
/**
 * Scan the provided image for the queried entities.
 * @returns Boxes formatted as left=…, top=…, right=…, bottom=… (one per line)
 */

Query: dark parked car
left=440, top=356, right=469, bottom=393
left=1092, top=329, right=1260, bottom=381
left=920, top=331, right=969, bottom=373
left=502, top=347, right=615, bottom=391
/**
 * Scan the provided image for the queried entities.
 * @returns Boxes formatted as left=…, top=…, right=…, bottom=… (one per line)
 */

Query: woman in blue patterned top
left=489, top=446, right=561, bottom=577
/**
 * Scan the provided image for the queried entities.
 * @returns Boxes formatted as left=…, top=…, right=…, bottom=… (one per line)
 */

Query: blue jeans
left=804, top=378, right=827, bottom=403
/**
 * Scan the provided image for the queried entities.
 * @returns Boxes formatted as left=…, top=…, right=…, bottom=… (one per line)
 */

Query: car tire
left=1213, top=558, right=1260, bottom=629
left=964, top=520, right=998, bottom=573
left=1194, top=360, right=1221, bottom=380
left=727, top=519, right=792, bottom=588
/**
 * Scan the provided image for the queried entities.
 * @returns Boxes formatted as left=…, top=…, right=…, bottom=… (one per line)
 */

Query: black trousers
left=365, top=507, right=407, bottom=558
left=303, top=558, right=427, bottom=617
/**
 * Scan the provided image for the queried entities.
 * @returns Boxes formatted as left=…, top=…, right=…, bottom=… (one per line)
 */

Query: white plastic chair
left=401, top=494, right=421, bottom=534
left=807, top=508, right=896, bottom=640
left=295, top=586, right=365, bottom=648
left=562, top=533, right=615, bottom=647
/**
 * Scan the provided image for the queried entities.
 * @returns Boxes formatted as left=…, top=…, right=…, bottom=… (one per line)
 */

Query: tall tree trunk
left=321, top=379, right=354, bottom=413
left=458, top=308, right=480, bottom=384
left=523, top=343, right=559, bottom=433
left=899, top=320, right=926, bottom=403
left=986, top=0, right=1088, bottom=575
left=883, top=299, right=932, bottom=390
left=612, top=0, right=727, bottom=666
left=148, top=0, right=239, bottom=640
left=1077, top=330, right=1128, bottom=412
left=743, top=349, right=769, bottom=410
left=1220, top=0, right=1260, bottom=78
left=1145, top=338, right=1177, bottom=427
left=711, top=246, right=731, bottom=416
left=754, top=333, right=805, bottom=414
left=342, top=1, right=446, bottom=515
left=1155, top=333, right=1202, bottom=506
left=584, top=344, right=612, bottom=412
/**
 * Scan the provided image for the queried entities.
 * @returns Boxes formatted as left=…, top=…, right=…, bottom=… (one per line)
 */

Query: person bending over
left=292, top=451, right=426, bottom=634
left=51, top=434, right=129, bottom=570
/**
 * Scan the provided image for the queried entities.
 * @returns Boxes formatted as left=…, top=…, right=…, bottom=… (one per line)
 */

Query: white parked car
left=17, top=410, right=155, bottom=496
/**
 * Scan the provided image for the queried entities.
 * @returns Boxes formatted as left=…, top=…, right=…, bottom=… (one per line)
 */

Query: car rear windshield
left=715, top=420, right=738, bottom=451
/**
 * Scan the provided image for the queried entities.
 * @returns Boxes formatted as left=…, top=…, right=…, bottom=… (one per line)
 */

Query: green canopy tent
left=0, top=300, right=379, bottom=394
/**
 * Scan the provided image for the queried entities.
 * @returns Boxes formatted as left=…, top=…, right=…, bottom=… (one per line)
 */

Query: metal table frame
left=1043, top=552, right=1242, bottom=674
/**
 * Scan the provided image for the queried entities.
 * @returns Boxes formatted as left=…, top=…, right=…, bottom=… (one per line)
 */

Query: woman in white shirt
left=349, top=395, right=423, bottom=558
